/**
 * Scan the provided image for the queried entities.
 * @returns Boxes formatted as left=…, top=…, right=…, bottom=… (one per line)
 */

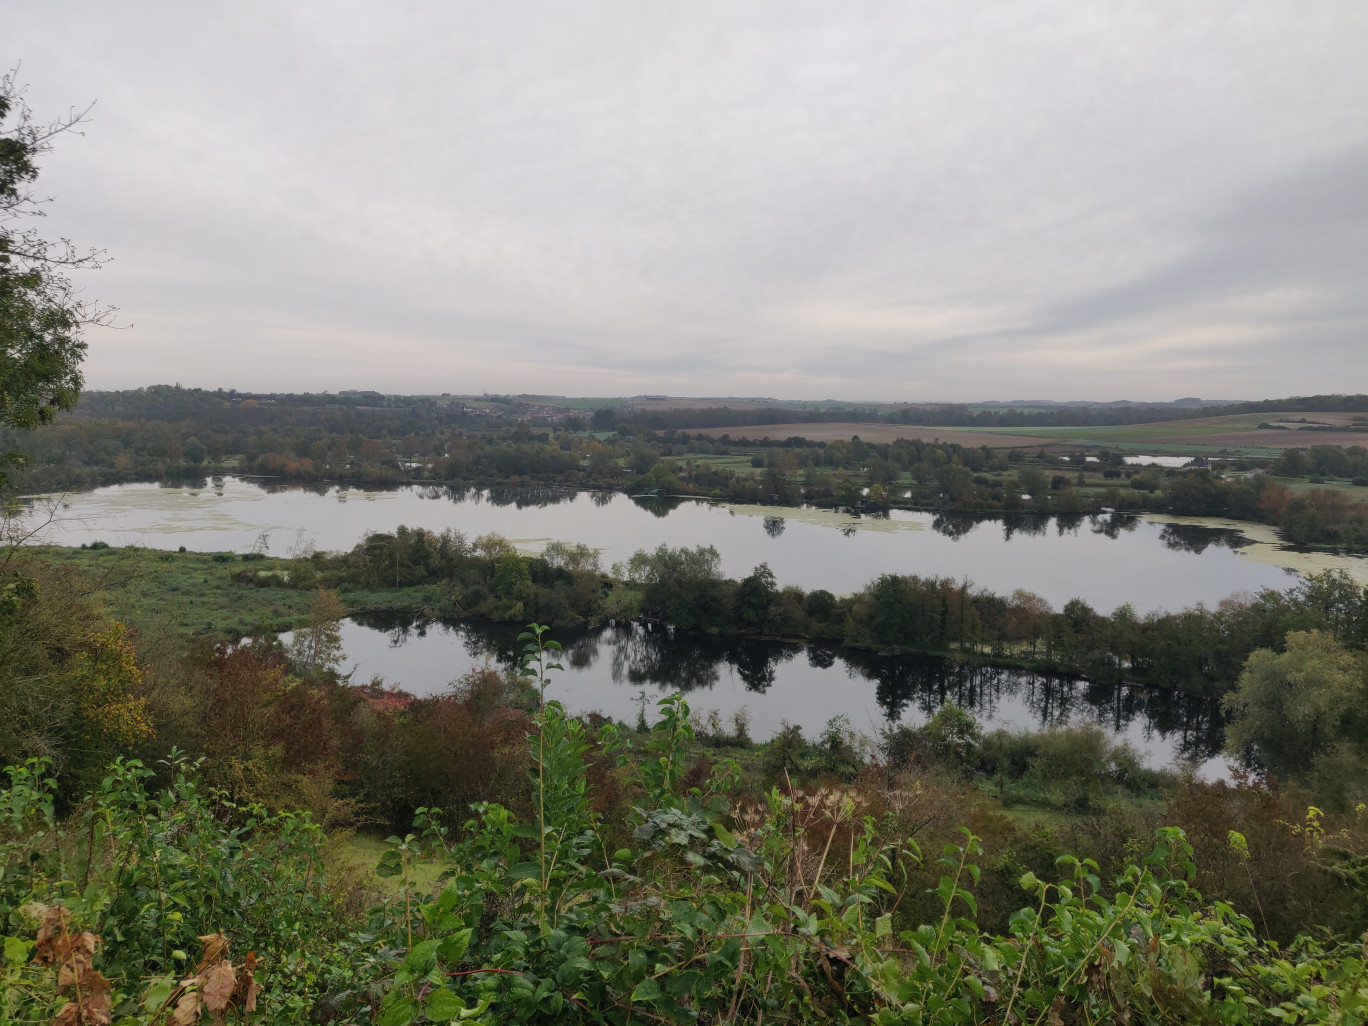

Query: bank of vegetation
left=39, top=520, right=1367, bottom=707
left=6, top=386, right=1368, bottom=552
left=6, top=514, right=1368, bottom=1022
left=5, top=565, right=1368, bottom=1022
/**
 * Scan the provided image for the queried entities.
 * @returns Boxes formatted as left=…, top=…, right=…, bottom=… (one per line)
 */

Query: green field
left=29, top=545, right=443, bottom=637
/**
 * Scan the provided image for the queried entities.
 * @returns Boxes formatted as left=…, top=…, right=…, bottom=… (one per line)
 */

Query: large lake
left=20, top=475, right=1356, bottom=613
left=311, top=615, right=1226, bottom=774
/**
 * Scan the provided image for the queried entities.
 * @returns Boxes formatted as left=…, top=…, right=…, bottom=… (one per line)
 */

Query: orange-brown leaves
left=34, top=905, right=112, bottom=1026
left=168, top=931, right=260, bottom=1024
left=196, top=932, right=230, bottom=970
left=171, top=990, right=202, bottom=1026
left=200, top=961, right=238, bottom=1014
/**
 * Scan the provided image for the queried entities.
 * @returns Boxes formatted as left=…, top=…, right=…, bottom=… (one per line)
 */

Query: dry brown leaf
left=171, top=989, right=202, bottom=1026
left=36, top=904, right=68, bottom=942
left=54, top=1002, right=80, bottom=1026
left=235, top=952, right=260, bottom=1013
left=239, top=974, right=258, bottom=1013
left=57, top=959, right=84, bottom=989
left=84, top=971, right=114, bottom=1025
left=197, top=933, right=230, bottom=969
left=34, top=905, right=70, bottom=967
left=201, top=961, right=238, bottom=1014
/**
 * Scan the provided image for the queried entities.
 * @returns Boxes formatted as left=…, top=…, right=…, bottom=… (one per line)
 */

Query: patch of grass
left=29, top=545, right=446, bottom=637
left=330, top=832, right=446, bottom=896
left=991, top=802, right=1076, bottom=831
left=1273, top=476, right=1368, bottom=501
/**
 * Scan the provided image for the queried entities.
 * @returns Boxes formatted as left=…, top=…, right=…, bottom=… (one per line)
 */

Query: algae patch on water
left=713, top=502, right=926, bottom=534
left=1141, top=514, right=1368, bottom=586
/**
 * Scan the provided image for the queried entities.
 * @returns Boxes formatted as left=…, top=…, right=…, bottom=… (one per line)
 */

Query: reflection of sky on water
left=1123, top=455, right=1192, bottom=468
left=22, top=477, right=1301, bottom=613
left=310, top=618, right=1227, bottom=778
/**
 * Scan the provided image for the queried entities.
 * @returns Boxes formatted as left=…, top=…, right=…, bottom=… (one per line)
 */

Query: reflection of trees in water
left=728, top=641, right=800, bottom=693
left=763, top=516, right=786, bottom=538
left=608, top=623, right=722, bottom=690
left=1158, top=523, right=1245, bottom=554
left=840, top=653, right=1011, bottom=726
left=602, top=624, right=801, bottom=694
left=564, top=632, right=601, bottom=669
left=1089, top=512, right=1139, bottom=539
left=482, top=486, right=577, bottom=509
left=630, top=494, right=683, bottom=518
left=435, top=486, right=577, bottom=509
left=373, top=619, right=1224, bottom=759
left=1078, top=682, right=1223, bottom=761
left=930, top=512, right=981, bottom=540
left=808, top=647, right=837, bottom=669
left=429, top=619, right=538, bottom=671
left=1055, top=514, right=1085, bottom=536
left=590, top=490, right=615, bottom=507
left=1000, top=513, right=1051, bottom=540
left=837, top=647, right=1223, bottom=759
left=348, top=610, right=435, bottom=646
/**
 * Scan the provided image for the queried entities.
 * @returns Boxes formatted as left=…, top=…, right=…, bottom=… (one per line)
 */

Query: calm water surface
left=23, top=477, right=1306, bottom=613
left=315, top=616, right=1227, bottom=775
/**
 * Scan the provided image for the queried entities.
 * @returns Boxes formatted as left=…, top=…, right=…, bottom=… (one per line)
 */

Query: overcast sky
left=8, top=2, right=1367, bottom=401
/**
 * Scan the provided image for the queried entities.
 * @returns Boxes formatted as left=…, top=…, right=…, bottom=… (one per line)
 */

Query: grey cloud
left=7, top=1, right=1367, bottom=399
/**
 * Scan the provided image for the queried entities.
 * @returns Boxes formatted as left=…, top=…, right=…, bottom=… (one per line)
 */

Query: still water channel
left=26, top=475, right=1350, bottom=776
left=311, top=615, right=1226, bottom=775
left=22, top=476, right=1329, bottom=613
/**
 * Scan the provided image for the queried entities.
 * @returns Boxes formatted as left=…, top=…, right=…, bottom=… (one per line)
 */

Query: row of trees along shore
left=257, top=524, right=1368, bottom=700
left=6, top=385, right=1368, bottom=552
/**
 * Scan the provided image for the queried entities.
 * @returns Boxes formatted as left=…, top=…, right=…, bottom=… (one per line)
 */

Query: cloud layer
left=9, top=1, right=1367, bottom=400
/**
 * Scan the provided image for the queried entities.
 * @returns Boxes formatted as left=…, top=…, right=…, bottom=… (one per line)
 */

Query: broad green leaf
left=424, top=988, right=466, bottom=1022
left=438, top=928, right=472, bottom=963
left=508, top=861, right=542, bottom=880
left=631, top=978, right=663, bottom=1002
left=141, top=975, right=175, bottom=1012
left=3, top=935, right=31, bottom=964
left=403, top=938, right=441, bottom=972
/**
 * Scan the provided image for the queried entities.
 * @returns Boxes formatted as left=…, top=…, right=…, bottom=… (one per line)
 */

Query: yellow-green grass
left=330, top=833, right=447, bottom=896
left=27, top=545, right=445, bottom=637
left=1272, top=477, right=1368, bottom=501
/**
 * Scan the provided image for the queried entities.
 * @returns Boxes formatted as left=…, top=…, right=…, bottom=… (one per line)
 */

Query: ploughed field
left=699, top=411, right=1368, bottom=451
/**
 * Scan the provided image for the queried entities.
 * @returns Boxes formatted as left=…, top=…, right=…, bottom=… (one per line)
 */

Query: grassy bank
left=30, top=544, right=452, bottom=636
